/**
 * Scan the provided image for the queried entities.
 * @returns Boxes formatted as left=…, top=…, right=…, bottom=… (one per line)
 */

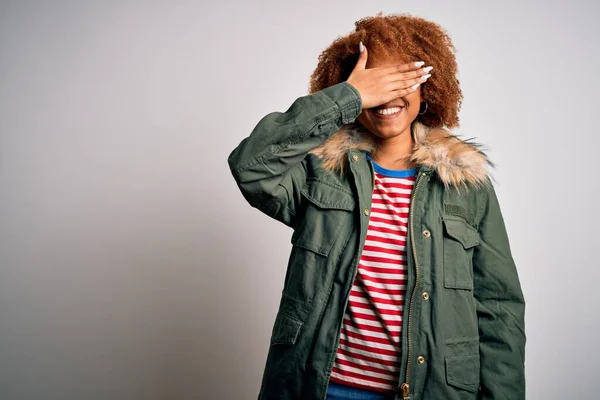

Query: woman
left=228, top=12, right=525, bottom=400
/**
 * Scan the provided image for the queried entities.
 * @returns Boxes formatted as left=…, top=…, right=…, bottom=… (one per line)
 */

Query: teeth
left=376, top=107, right=402, bottom=115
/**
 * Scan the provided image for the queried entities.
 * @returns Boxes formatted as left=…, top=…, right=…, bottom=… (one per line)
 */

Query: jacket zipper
left=400, top=170, right=426, bottom=400
left=322, top=158, right=375, bottom=400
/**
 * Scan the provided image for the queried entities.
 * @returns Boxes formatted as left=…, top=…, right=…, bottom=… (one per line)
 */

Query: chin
left=368, top=123, right=411, bottom=138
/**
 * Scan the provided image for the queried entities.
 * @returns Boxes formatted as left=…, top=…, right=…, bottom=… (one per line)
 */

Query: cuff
left=320, top=81, right=363, bottom=124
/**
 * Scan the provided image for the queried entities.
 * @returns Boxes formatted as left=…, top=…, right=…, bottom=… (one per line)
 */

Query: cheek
left=407, top=89, right=422, bottom=105
left=407, top=92, right=423, bottom=112
left=356, top=113, right=367, bottom=126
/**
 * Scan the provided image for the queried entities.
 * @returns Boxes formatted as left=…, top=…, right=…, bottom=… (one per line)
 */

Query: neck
left=370, top=125, right=415, bottom=170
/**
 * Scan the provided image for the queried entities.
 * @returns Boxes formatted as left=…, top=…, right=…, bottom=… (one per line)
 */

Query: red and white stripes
left=329, top=170, right=416, bottom=392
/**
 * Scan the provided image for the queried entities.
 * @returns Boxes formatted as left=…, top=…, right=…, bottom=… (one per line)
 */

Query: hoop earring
left=418, top=101, right=428, bottom=115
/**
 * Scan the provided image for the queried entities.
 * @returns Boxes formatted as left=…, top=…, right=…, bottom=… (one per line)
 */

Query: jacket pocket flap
left=300, top=178, right=355, bottom=211
left=270, top=311, right=303, bottom=346
left=443, top=219, right=480, bottom=249
left=445, top=354, right=480, bottom=392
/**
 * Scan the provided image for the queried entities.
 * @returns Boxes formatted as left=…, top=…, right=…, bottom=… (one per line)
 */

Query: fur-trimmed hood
left=309, top=120, right=494, bottom=190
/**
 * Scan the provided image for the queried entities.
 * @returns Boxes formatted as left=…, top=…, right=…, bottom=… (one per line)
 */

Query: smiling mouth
left=372, top=105, right=405, bottom=119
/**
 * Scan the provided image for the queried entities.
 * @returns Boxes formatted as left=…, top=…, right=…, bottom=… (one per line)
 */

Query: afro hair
left=309, top=12, right=463, bottom=128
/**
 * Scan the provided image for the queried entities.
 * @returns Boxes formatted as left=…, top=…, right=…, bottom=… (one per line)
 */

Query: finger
left=388, top=83, right=422, bottom=98
left=353, top=41, right=368, bottom=71
left=385, top=66, right=433, bottom=82
left=380, top=61, right=425, bottom=75
left=387, top=74, right=431, bottom=90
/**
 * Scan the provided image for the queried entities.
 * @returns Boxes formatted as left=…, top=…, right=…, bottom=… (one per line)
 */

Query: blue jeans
left=326, top=380, right=397, bottom=400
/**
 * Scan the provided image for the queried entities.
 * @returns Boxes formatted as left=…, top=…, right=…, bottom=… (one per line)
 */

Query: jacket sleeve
left=227, top=81, right=363, bottom=228
left=473, top=182, right=526, bottom=399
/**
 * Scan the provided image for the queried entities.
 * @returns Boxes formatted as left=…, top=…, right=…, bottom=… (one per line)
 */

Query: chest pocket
left=291, top=178, right=355, bottom=256
left=442, top=217, right=480, bottom=290
left=283, top=178, right=355, bottom=305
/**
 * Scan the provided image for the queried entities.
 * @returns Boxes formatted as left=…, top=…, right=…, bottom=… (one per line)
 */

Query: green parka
left=227, top=81, right=526, bottom=400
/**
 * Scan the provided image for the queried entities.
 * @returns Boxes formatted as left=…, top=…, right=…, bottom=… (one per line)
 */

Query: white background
left=1, top=1, right=598, bottom=399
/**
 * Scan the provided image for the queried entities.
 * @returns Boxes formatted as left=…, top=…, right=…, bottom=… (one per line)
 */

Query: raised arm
left=227, top=81, right=362, bottom=228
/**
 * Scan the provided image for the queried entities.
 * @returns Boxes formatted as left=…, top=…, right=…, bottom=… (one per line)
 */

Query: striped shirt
left=329, top=153, right=417, bottom=393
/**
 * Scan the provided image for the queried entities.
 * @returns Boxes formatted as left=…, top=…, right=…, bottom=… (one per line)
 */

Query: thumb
left=354, top=41, right=368, bottom=71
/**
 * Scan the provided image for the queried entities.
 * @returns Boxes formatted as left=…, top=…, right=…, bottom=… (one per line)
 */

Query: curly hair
left=308, top=12, right=462, bottom=128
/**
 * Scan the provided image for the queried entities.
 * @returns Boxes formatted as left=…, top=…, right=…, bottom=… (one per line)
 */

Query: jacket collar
left=309, top=120, right=494, bottom=190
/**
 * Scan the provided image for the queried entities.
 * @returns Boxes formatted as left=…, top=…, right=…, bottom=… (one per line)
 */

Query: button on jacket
left=227, top=81, right=526, bottom=400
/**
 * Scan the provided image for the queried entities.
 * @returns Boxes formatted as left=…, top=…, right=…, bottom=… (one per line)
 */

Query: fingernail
left=414, top=61, right=425, bottom=67
left=423, top=66, right=433, bottom=73
left=411, top=83, right=421, bottom=90
left=359, top=41, right=365, bottom=52
left=420, top=74, right=431, bottom=81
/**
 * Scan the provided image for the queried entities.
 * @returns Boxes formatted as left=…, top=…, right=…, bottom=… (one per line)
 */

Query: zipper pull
left=401, top=383, right=410, bottom=400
